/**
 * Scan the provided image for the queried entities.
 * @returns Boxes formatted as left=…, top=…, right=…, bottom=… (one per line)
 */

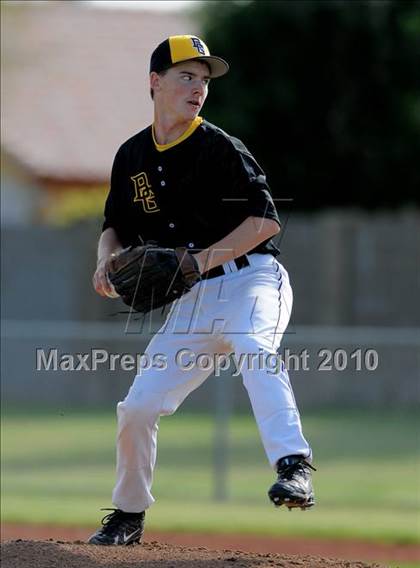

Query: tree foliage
left=198, top=0, right=420, bottom=210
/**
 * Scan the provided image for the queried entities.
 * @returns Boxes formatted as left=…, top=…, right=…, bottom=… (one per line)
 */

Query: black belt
left=201, top=255, right=250, bottom=280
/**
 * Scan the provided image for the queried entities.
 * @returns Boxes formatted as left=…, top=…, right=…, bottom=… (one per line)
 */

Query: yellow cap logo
left=169, top=35, right=210, bottom=64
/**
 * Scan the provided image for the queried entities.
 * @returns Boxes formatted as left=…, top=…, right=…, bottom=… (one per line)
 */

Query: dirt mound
left=1, top=539, right=385, bottom=568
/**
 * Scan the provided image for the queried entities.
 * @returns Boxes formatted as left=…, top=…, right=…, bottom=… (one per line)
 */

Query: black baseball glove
left=107, top=243, right=201, bottom=313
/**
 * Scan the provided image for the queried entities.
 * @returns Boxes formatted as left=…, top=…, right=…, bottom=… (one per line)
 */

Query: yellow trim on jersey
left=152, top=116, right=203, bottom=152
left=169, top=35, right=210, bottom=64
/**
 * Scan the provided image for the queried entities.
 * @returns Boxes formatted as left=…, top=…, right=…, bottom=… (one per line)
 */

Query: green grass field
left=1, top=408, right=419, bottom=544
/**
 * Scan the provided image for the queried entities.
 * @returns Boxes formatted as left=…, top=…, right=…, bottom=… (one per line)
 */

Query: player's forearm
left=97, top=227, right=124, bottom=265
left=193, top=216, right=280, bottom=273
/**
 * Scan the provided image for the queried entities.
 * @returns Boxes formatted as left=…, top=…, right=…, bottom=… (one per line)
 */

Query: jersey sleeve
left=220, top=136, right=280, bottom=225
left=102, top=147, right=130, bottom=243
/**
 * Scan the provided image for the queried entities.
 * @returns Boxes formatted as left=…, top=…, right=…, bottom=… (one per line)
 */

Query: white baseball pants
left=112, top=253, right=312, bottom=513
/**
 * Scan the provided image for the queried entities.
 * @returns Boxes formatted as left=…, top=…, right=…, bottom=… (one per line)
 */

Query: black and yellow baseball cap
left=150, top=35, right=229, bottom=79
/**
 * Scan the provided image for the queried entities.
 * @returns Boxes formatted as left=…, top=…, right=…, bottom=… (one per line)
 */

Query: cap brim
left=191, top=56, right=229, bottom=78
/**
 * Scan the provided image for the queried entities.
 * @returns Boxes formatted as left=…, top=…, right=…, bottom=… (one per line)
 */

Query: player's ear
left=150, top=71, right=161, bottom=94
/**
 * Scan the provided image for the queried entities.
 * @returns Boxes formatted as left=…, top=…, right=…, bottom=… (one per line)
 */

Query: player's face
left=154, top=60, right=210, bottom=121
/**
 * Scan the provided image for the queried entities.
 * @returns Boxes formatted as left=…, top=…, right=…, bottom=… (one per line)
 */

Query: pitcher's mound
left=1, top=539, right=385, bottom=567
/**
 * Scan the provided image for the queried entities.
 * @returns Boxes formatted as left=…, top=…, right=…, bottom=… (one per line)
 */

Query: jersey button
left=188, top=243, right=195, bottom=248
left=160, top=180, right=166, bottom=187
left=157, top=166, right=163, bottom=172
left=169, top=223, right=175, bottom=229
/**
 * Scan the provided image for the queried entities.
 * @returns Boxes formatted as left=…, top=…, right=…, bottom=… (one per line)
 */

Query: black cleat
left=88, top=508, right=145, bottom=545
left=268, top=455, right=316, bottom=510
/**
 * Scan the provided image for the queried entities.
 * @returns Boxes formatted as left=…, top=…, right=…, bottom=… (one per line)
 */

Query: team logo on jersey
left=131, top=172, right=160, bottom=213
left=191, top=37, right=206, bottom=55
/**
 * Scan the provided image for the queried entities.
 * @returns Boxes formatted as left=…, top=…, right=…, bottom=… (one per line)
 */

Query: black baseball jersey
left=102, top=118, right=280, bottom=256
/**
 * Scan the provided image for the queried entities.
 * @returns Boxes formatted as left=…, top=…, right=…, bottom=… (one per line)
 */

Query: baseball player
left=89, top=35, right=315, bottom=546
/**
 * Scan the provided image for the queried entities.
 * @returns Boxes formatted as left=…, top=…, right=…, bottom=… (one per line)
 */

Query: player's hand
left=93, top=256, right=120, bottom=298
left=191, top=251, right=206, bottom=274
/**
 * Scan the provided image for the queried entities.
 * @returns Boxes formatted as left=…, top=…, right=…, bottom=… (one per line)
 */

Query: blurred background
left=1, top=1, right=419, bottom=565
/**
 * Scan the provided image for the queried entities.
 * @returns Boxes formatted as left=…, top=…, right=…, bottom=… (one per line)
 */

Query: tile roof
left=1, top=2, right=198, bottom=182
